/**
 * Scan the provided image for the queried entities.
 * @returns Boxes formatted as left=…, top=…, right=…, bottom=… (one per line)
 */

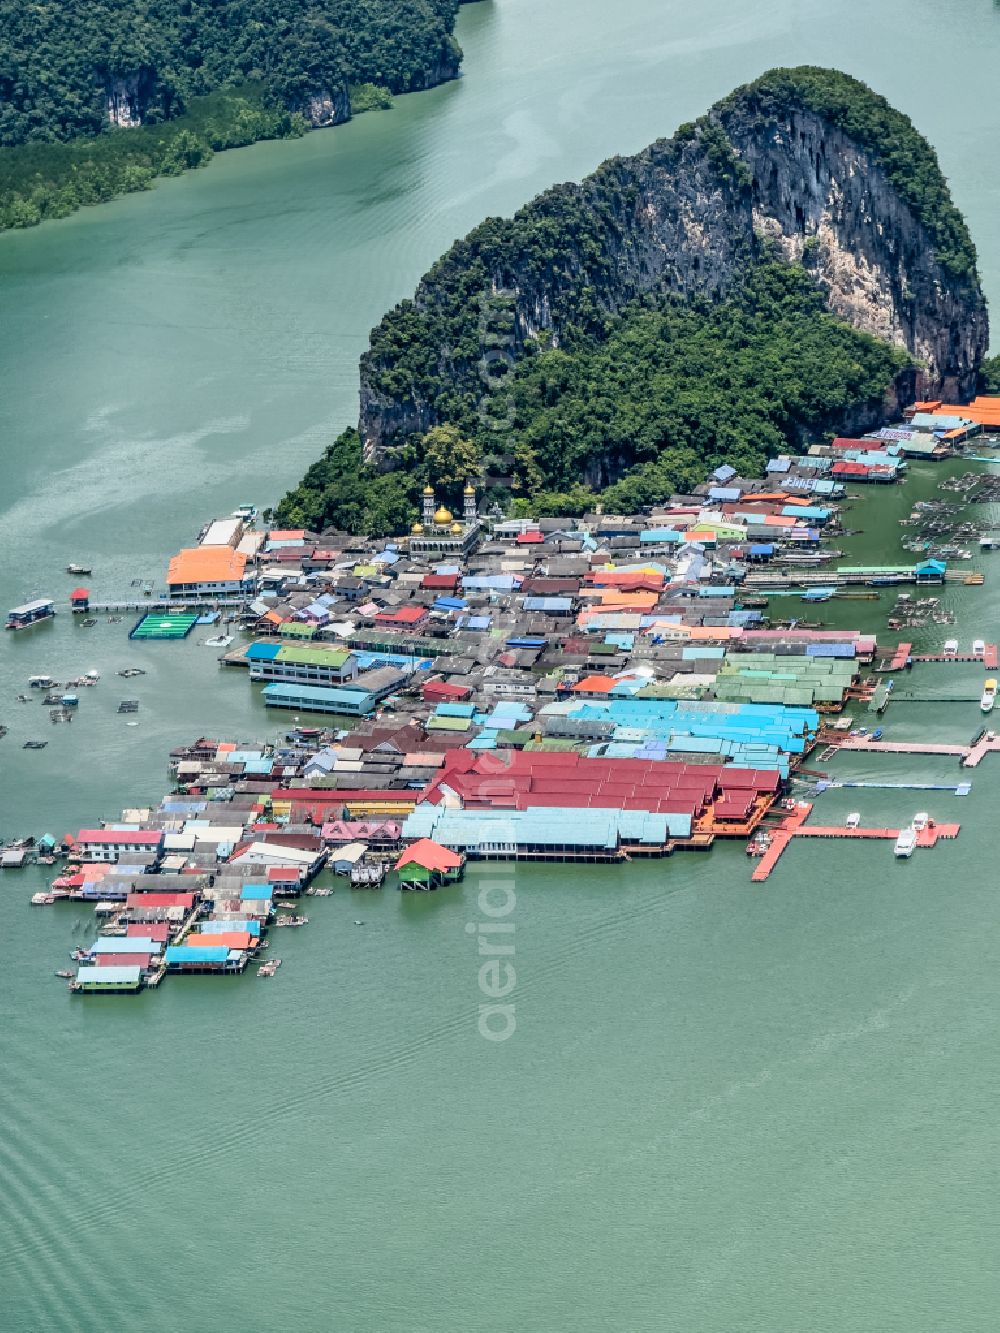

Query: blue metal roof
left=240, top=884, right=272, bottom=900
left=200, top=918, right=262, bottom=936
left=640, top=528, right=683, bottom=543
left=247, top=642, right=282, bottom=661
left=262, top=682, right=376, bottom=708
left=165, top=945, right=230, bottom=964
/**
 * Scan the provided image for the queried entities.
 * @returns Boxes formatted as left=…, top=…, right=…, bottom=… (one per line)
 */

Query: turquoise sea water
left=4, top=3, right=1000, bottom=1328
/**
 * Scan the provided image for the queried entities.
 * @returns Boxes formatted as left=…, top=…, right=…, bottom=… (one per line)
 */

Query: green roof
left=276, top=645, right=351, bottom=667
left=278, top=621, right=317, bottom=638
left=427, top=714, right=471, bottom=731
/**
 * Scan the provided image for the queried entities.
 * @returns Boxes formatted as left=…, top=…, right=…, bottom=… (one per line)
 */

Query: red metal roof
left=70, top=587, right=90, bottom=600
left=423, top=679, right=473, bottom=701
left=423, top=750, right=778, bottom=817
left=374, top=604, right=427, bottom=624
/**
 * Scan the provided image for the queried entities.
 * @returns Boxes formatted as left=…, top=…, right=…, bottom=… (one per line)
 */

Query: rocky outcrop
left=105, top=70, right=157, bottom=128
left=359, top=67, right=987, bottom=460
left=301, top=86, right=351, bottom=128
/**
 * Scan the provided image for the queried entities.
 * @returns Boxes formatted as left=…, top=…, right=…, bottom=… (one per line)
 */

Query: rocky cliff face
left=716, top=92, right=986, bottom=405
left=301, top=86, right=351, bottom=128
left=105, top=71, right=157, bottom=128
left=359, top=70, right=987, bottom=460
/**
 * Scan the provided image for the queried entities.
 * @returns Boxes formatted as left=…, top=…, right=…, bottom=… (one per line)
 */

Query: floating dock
left=752, top=803, right=960, bottom=881
left=910, top=643, right=997, bottom=667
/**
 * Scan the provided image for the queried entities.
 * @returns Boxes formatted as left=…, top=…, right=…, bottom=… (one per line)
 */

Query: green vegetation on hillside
left=277, top=260, right=908, bottom=533
left=724, top=67, right=978, bottom=280
left=0, top=87, right=305, bottom=231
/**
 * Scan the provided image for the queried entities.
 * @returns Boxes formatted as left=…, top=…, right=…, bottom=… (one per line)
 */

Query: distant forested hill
left=0, top=0, right=466, bottom=230
left=0, top=0, right=463, bottom=145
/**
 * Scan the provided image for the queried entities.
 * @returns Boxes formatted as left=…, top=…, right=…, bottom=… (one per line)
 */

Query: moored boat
left=6, top=599, right=55, bottom=630
left=894, top=826, right=918, bottom=859
left=981, top=678, right=997, bottom=713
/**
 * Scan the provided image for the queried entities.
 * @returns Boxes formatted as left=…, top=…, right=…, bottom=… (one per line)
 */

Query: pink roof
left=129, top=922, right=171, bottom=940
left=77, top=829, right=162, bottom=845
left=126, top=892, right=195, bottom=909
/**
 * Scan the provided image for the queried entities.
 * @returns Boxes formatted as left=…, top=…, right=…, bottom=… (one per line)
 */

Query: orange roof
left=596, top=590, right=659, bottom=608
left=267, top=529, right=305, bottom=541
left=745, top=514, right=796, bottom=528
left=395, top=838, right=463, bottom=873
left=572, top=674, right=617, bottom=694
left=167, top=546, right=248, bottom=586
left=937, top=402, right=1000, bottom=426
left=185, top=932, right=254, bottom=950
left=912, top=400, right=942, bottom=412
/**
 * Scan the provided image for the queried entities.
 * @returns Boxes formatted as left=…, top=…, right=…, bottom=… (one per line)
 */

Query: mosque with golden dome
left=408, top=481, right=481, bottom=554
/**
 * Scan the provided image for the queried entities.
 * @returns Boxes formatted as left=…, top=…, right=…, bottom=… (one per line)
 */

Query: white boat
left=845, top=812, right=861, bottom=829
left=981, top=678, right=997, bottom=713
left=911, top=812, right=930, bottom=832
left=203, top=634, right=234, bottom=648
left=894, top=826, right=918, bottom=858
left=973, top=638, right=986, bottom=658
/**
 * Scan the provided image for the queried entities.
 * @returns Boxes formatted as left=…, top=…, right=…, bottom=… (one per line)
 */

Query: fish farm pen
left=128, top=612, right=200, bottom=640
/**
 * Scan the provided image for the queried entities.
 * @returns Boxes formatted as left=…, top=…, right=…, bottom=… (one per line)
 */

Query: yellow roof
left=423, top=485, right=435, bottom=495
left=433, top=506, right=453, bottom=524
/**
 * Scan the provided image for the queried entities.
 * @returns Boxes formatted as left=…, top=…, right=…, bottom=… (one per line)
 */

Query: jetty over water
left=752, top=803, right=960, bottom=882
left=833, top=733, right=1000, bottom=768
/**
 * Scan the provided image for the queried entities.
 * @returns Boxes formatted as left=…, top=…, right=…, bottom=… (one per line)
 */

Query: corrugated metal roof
left=76, top=965, right=142, bottom=985
left=165, top=945, right=230, bottom=963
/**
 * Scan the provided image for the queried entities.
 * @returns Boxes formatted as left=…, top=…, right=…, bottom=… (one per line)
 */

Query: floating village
left=10, top=396, right=1000, bottom=994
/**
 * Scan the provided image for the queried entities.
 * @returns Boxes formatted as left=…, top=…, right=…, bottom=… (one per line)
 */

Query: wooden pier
left=752, top=803, right=960, bottom=882
left=86, top=598, right=248, bottom=614
left=827, top=733, right=1000, bottom=768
